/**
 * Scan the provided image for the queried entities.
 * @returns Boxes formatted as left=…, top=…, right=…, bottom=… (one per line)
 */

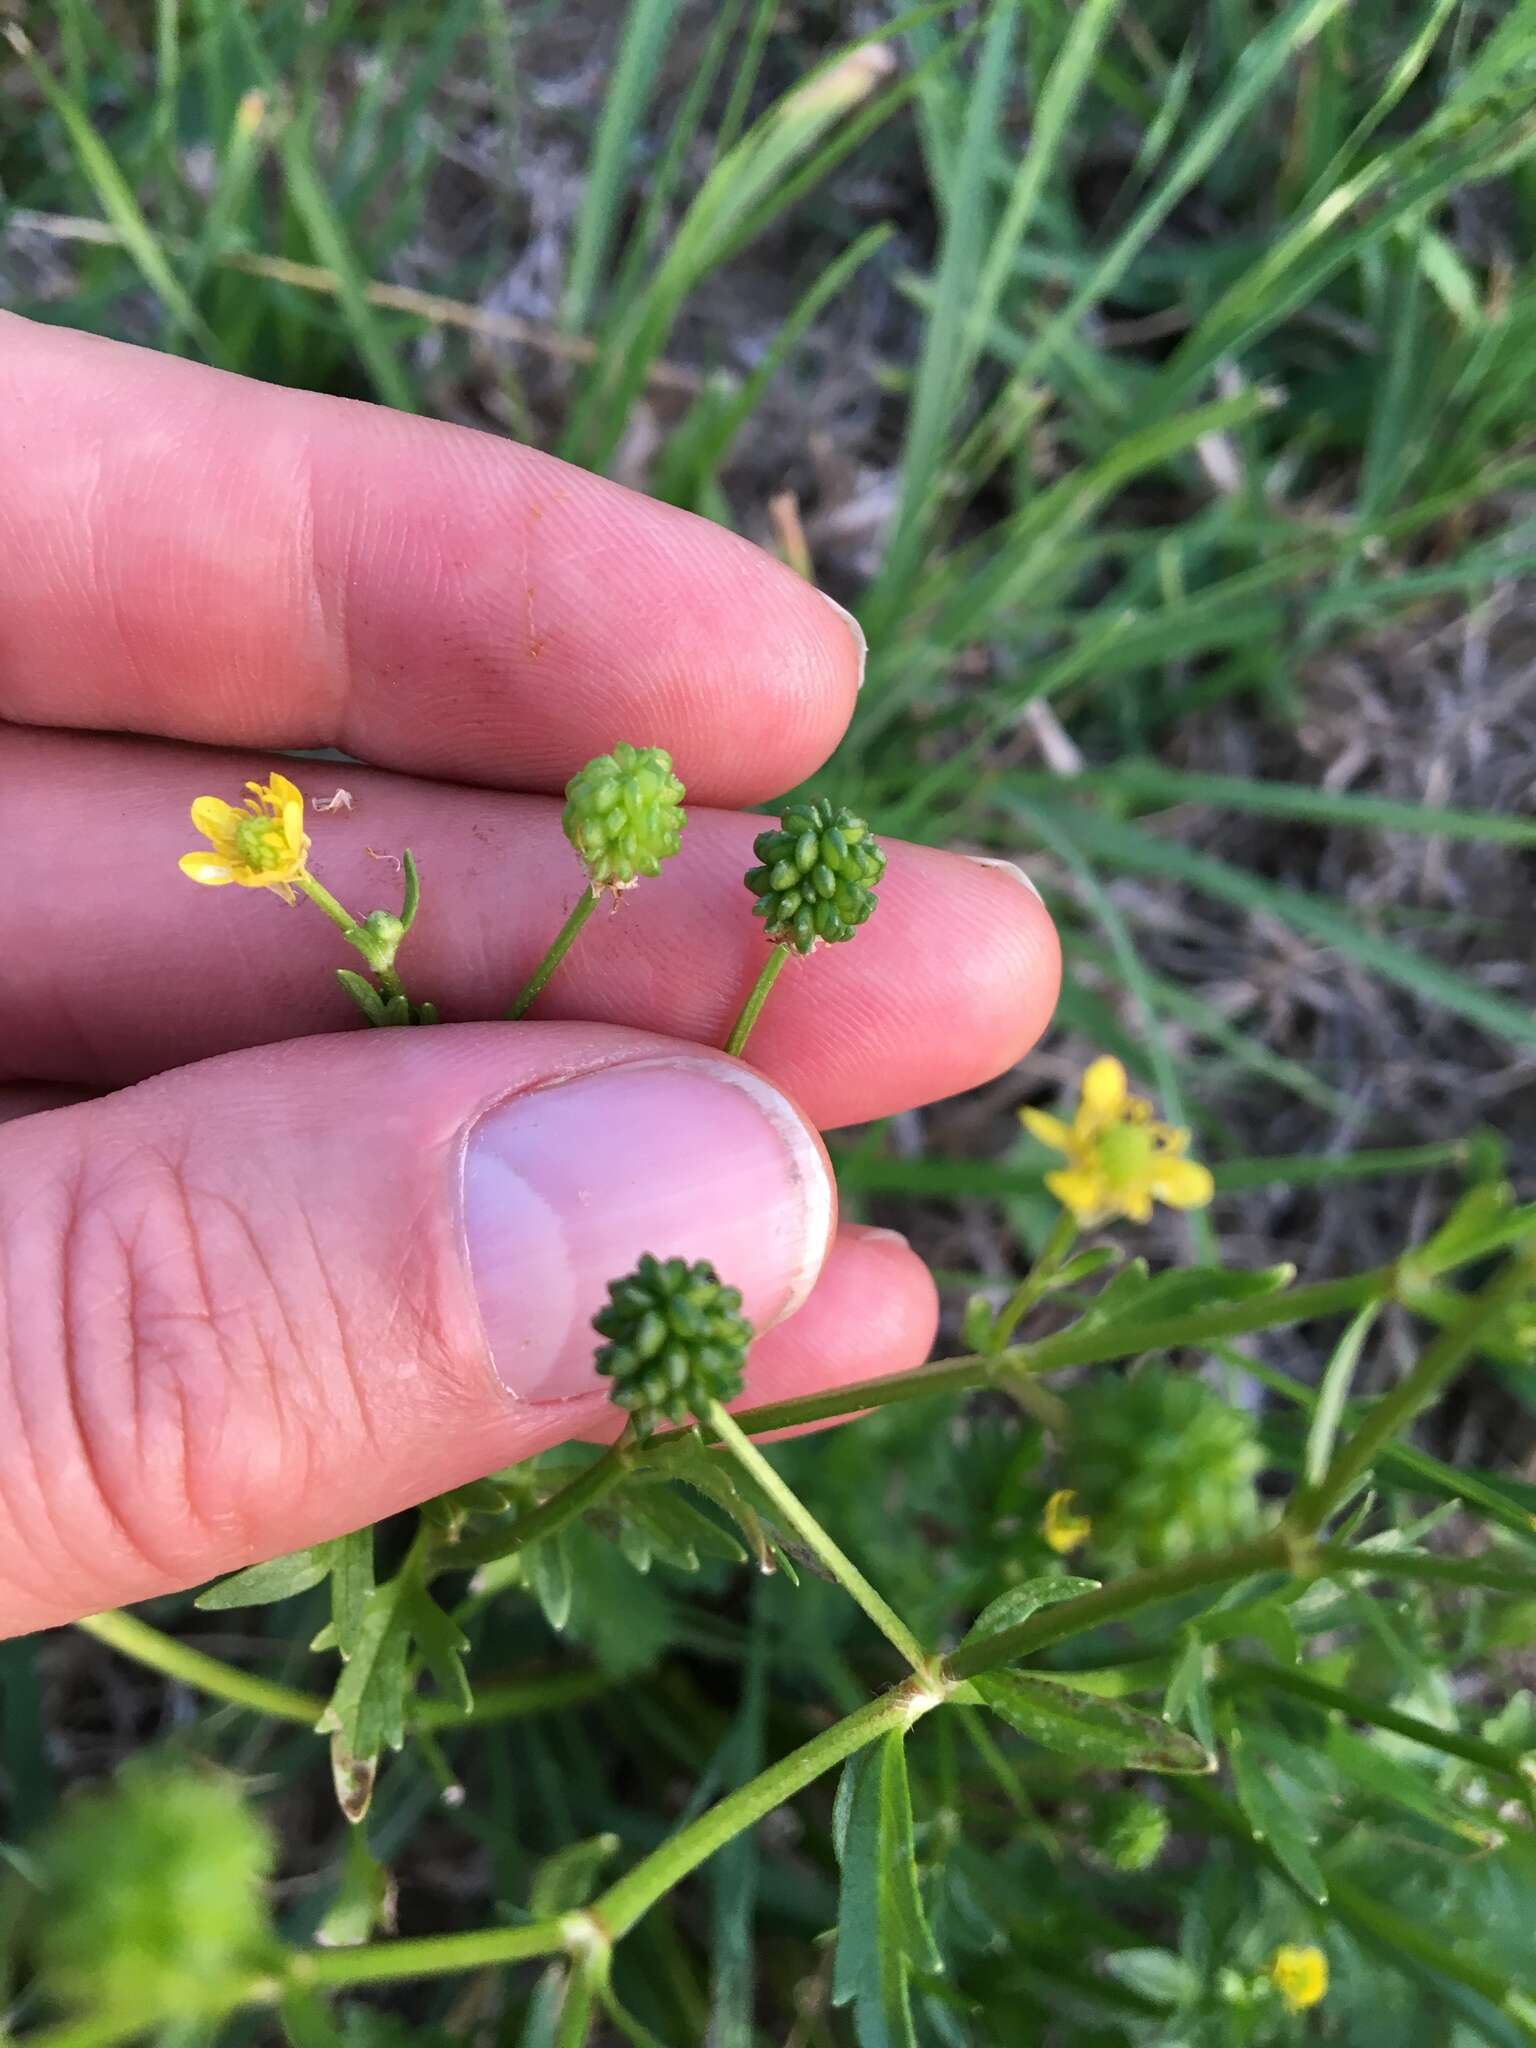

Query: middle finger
left=0, top=727, right=1059, bottom=1126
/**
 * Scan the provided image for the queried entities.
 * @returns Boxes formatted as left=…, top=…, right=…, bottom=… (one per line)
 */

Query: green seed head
left=743, top=797, right=885, bottom=954
left=1064, top=1365, right=1264, bottom=1569
left=34, top=1762, right=275, bottom=2020
left=593, top=1253, right=753, bottom=1433
left=562, top=743, right=686, bottom=891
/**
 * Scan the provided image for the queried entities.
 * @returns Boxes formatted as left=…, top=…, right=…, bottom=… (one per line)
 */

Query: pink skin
left=0, top=316, right=1057, bottom=1636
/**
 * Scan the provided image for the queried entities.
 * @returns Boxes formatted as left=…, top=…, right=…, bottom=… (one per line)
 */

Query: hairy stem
left=593, top=1681, right=930, bottom=1941
left=727, top=1263, right=1404, bottom=1437
left=725, top=946, right=788, bottom=1057
left=706, top=1401, right=930, bottom=1672
left=508, top=885, right=598, bottom=1020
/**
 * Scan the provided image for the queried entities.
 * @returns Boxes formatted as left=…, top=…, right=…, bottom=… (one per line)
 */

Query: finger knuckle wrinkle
left=0, top=1133, right=298, bottom=1588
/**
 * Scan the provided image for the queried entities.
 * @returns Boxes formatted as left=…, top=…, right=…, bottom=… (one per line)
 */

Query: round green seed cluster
left=1065, top=1365, right=1263, bottom=1568
left=563, top=743, right=686, bottom=891
left=1096, top=1792, right=1170, bottom=1873
left=744, top=797, right=885, bottom=953
left=593, top=1254, right=753, bottom=1432
left=34, top=1762, right=274, bottom=2019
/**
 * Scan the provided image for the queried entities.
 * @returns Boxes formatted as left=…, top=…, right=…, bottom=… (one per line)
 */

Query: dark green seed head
left=743, top=797, right=885, bottom=953
left=562, top=743, right=686, bottom=891
left=592, top=1253, right=753, bottom=1433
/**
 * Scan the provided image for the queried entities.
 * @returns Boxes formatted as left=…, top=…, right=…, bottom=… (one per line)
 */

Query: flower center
left=233, top=812, right=289, bottom=872
left=1097, top=1122, right=1154, bottom=1186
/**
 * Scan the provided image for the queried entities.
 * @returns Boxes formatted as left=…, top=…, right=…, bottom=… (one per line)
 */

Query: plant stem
left=705, top=1401, right=929, bottom=1673
left=1292, top=1248, right=1536, bottom=1530
left=296, top=871, right=417, bottom=1015
left=291, top=1682, right=930, bottom=1989
left=477, top=1434, right=634, bottom=1561
left=415, top=1668, right=613, bottom=1728
left=725, top=946, right=788, bottom=1057
left=75, top=1609, right=325, bottom=1725
left=1311, top=1541, right=1536, bottom=1598
left=1221, top=1656, right=1532, bottom=1788
left=294, top=1915, right=568, bottom=1988
left=727, top=1263, right=1404, bottom=1438
left=78, top=1607, right=606, bottom=1731
left=990, top=1213, right=1080, bottom=1350
left=508, top=885, right=598, bottom=1019
left=593, top=1681, right=928, bottom=1941
left=945, top=1531, right=1292, bottom=1681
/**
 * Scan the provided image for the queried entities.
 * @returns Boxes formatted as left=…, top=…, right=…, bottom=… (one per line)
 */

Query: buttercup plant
left=729, top=796, right=886, bottom=1055
left=180, top=771, right=434, bottom=1026
left=507, top=742, right=686, bottom=1020
left=16, top=749, right=1536, bottom=2046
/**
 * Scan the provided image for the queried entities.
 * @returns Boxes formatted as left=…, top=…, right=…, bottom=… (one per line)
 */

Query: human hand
left=0, top=315, right=1059, bottom=1637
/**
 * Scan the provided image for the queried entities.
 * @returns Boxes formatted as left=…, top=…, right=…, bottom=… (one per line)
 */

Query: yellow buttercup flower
left=179, top=774, right=311, bottom=904
left=1268, top=1944, right=1328, bottom=2014
left=1021, top=1056, right=1214, bottom=1227
left=1042, top=1488, right=1092, bottom=1555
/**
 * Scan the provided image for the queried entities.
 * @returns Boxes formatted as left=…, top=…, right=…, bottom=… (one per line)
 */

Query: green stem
left=78, top=1607, right=606, bottom=1731
left=725, top=946, right=788, bottom=1058
left=1293, top=1249, right=1536, bottom=1530
left=705, top=1402, right=929, bottom=1673
left=296, top=870, right=366, bottom=942
left=593, top=1681, right=927, bottom=1941
left=508, top=885, right=598, bottom=1020
left=291, top=1682, right=929, bottom=1989
left=991, top=1213, right=1079, bottom=1350
left=1221, top=1656, right=1532, bottom=1788
left=1325, top=1873, right=1536, bottom=2037
left=296, top=870, right=419, bottom=1017
left=477, top=1435, right=634, bottom=1561
left=1312, top=1540, right=1536, bottom=1598
left=945, top=1531, right=1292, bottom=1681
left=414, top=1668, right=614, bottom=1729
left=75, top=1609, right=324, bottom=1726
left=727, top=1263, right=1403, bottom=1438
left=294, top=1915, right=568, bottom=1988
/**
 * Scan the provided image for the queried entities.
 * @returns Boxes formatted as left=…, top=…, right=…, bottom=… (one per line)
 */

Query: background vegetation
left=3, top=2, right=1536, bottom=2043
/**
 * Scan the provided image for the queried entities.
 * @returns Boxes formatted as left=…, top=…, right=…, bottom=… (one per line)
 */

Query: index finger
left=0, top=315, right=863, bottom=803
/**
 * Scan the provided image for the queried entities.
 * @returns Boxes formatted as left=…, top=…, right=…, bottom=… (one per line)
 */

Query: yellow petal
left=1153, top=1158, right=1215, bottom=1211
left=1042, top=1489, right=1092, bottom=1555
left=189, top=795, right=244, bottom=844
left=281, top=802, right=310, bottom=859
left=266, top=771, right=304, bottom=813
left=1045, top=1167, right=1108, bottom=1224
left=1080, top=1056, right=1128, bottom=1117
left=1020, top=1108, right=1072, bottom=1154
left=179, top=851, right=235, bottom=885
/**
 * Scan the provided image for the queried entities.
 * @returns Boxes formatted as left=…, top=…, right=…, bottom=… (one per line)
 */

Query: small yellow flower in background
left=179, top=774, right=312, bottom=904
left=1021, top=1055, right=1215, bottom=1227
left=1268, top=1944, right=1328, bottom=2014
left=1042, top=1488, right=1092, bottom=1555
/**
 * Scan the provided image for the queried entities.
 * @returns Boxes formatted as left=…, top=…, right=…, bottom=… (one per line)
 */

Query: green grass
left=5, top=3, right=1536, bottom=2044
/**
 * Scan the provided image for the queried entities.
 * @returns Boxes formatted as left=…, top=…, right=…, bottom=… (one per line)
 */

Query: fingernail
left=817, top=590, right=867, bottom=690
left=462, top=1058, right=835, bottom=1401
left=968, top=854, right=1044, bottom=904
left=843, top=1222, right=911, bottom=1252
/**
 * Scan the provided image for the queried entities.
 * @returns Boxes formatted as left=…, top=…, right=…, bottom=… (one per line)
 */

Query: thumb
left=0, top=1025, right=835, bottom=1636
